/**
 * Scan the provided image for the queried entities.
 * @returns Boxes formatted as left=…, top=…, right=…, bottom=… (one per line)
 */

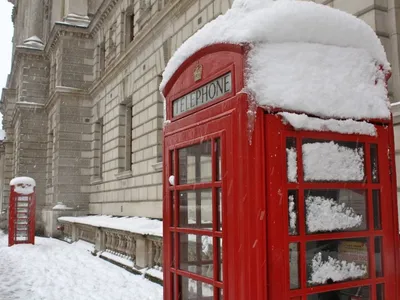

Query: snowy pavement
left=0, top=231, right=163, bottom=300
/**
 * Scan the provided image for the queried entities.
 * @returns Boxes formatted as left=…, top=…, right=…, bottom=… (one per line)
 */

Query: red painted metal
left=162, top=43, right=399, bottom=300
left=8, top=184, right=36, bottom=247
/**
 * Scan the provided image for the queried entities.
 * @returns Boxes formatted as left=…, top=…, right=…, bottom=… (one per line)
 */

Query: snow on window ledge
left=286, top=147, right=297, bottom=182
left=288, top=195, right=297, bottom=234
left=303, top=141, right=365, bottom=182
left=279, top=112, right=377, bottom=136
left=306, top=196, right=362, bottom=233
left=310, top=252, right=367, bottom=284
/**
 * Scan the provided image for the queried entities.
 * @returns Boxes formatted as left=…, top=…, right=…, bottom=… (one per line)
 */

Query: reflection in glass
left=215, top=139, right=221, bottom=181
left=180, top=276, right=214, bottom=299
left=286, top=138, right=297, bottom=182
left=217, top=238, right=223, bottom=281
left=305, top=189, right=366, bottom=234
left=219, top=289, right=223, bottom=300
left=179, top=190, right=212, bottom=230
left=179, top=233, right=214, bottom=278
left=289, top=243, right=300, bottom=289
left=170, top=192, right=174, bottom=226
left=376, top=284, right=384, bottom=300
left=375, top=236, right=384, bottom=277
left=373, top=190, right=382, bottom=230
left=288, top=190, right=298, bottom=235
left=171, top=233, right=175, bottom=268
left=302, top=139, right=365, bottom=182
left=370, top=144, right=379, bottom=183
left=307, top=286, right=370, bottom=300
left=217, top=189, right=222, bottom=231
left=170, top=150, right=175, bottom=176
left=306, top=238, right=369, bottom=286
left=179, top=141, right=212, bottom=185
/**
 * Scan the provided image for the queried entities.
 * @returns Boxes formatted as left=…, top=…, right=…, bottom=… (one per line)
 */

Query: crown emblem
left=194, top=63, right=203, bottom=82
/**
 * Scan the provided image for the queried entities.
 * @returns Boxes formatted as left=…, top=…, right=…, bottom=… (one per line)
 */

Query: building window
left=47, top=131, right=54, bottom=187
left=125, top=6, right=135, bottom=46
left=118, top=100, right=133, bottom=172
left=94, top=118, right=103, bottom=179
left=109, top=22, right=116, bottom=50
left=99, top=41, right=105, bottom=77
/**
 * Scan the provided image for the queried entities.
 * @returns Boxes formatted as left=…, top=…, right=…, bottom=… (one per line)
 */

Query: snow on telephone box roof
left=160, top=0, right=391, bottom=121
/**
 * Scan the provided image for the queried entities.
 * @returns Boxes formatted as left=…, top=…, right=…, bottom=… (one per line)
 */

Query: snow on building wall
left=1, top=0, right=400, bottom=236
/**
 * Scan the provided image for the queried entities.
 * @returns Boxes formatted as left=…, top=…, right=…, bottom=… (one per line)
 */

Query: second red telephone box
left=8, top=176, right=36, bottom=247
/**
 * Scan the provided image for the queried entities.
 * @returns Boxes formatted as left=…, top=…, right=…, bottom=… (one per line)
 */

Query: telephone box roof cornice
left=161, top=0, right=391, bottom=121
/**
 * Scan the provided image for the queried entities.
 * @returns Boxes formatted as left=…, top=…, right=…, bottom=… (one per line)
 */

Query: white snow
left=58, top=215, right=162, bottom=237
left=10, top=177, right=36, bottom=195
left=161, top=0, right=390, bottom=121
left=288, top=194, right=297, bottom=234
left=310, top=252, right=367, bottom=284
left=286, top=147, right=297, bottom=182
left=306, top=196, right=362, bottom=233
left=52, top=202, right=73, bottom=210
left=279, top=113, right=377, bottom=136
left=0, top=231, right=162, bottom=300
left=302, top=142, right=365, bottom=182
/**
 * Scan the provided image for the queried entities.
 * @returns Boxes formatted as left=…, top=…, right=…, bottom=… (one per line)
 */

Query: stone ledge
left=115, top=170, right=133, bottom=179
left=58, top=215, right=163, bottom=270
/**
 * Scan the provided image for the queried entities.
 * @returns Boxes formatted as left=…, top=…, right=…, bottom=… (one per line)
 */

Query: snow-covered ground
left=0, top=231, right=163, bottom=300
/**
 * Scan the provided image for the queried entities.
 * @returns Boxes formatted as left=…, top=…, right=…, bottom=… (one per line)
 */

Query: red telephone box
left=161, top=43, right=400, bottom=300
left=8, top=177, right=36, bottom=246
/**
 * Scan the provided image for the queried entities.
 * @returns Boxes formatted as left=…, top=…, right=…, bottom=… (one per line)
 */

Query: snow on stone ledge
left=10, top=177, right=36, bottom=195
left=161, top=0, right=390, bottom=121
left=58, top=215, right=162, bottom=237
left=279, top=112, right=377, bottom=136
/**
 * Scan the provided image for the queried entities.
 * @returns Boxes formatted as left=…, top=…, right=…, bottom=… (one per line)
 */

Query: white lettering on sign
left=173, top=73, right=232, bottom=117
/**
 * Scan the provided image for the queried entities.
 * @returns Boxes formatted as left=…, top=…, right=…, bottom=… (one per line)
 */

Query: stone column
left=63, top=0, right=90, bottom=27
left=23, top=0, right=44, bottom=48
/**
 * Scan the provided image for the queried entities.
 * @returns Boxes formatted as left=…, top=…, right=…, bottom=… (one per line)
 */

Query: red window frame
left=265, top=114, right=398, bottom=300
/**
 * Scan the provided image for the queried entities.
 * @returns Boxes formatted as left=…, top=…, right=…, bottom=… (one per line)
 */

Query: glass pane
left=305, top=189, right=366, bottom=233
left=376, top=284, right=384, bottom=300
left=179, top=276, right=214, bottom=299
left=179, top=233, right=214, bottom=279
left=215, top=139, right=221, bottom=181
left=286, top=138, right=297, bottom=182
left=373, top=190, right=382, bottom=230
left=170, top=192, right=175, bottom=226
left=179, top=141, right=212, bottom=184
left=289, top=243, right=300, bottom=289
left=171, top=150, right=175, bottom=175
left=375, top=236, right=384, bottom=277
left=370, top=144, right=379, bottom=183
left=307, top=238, right=369, bottom=286
left=219, top=289, right=223, bottom=300
left=307, top=286, right=370, bottom=300
left=171, top=233, right=175, bottom=268
left=217, top=238, right=223, bottom=281
left=179, top=190, right=212, bottom=229
left=302, top=139, right=365, bottom=182
left=288, top=190, right=298, bottom=235
left=217, top=188, right=222, bottom=231
left=171, top=274, right=176, bottom=299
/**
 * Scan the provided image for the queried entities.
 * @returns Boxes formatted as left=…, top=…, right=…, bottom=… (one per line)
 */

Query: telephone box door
left=164, top=112, right=235, bottom=300
left=265, top=114, right=398, bottom=300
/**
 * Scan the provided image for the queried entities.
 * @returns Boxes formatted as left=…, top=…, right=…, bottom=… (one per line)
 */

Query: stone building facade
left=1, top=0, right=400, bottom=236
